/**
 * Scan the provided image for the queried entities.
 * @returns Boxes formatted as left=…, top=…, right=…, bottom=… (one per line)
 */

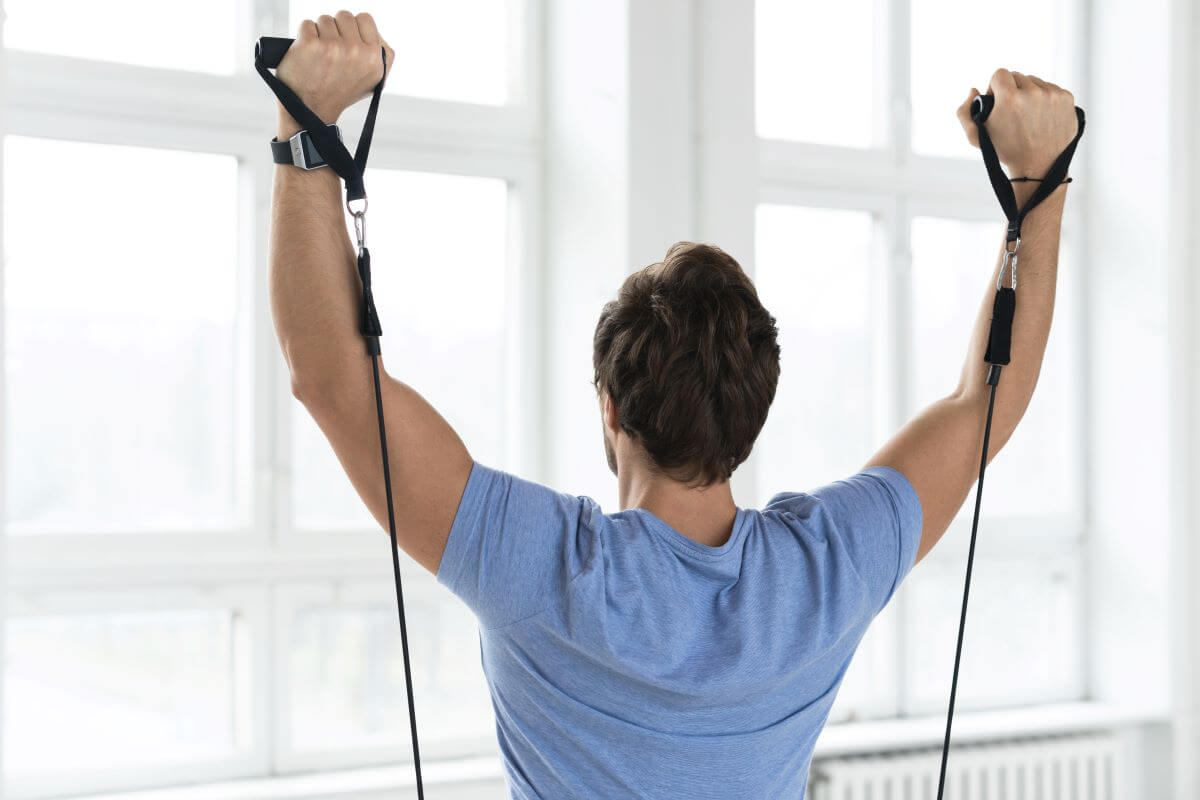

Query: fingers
left=296, top=18, right=318, bottom=41
left=335, top=9, right=360, bottom=41
left=956, top=87, right=981, bottom=148
left=1010, top=70, right=1028, bottom=89
left=348, top=12, right=392, bottom=77
left=355, top=11, right=381, bottom=44
left=989, top=67, right=1018, bottom=97
left=315, top=14, right=339, bottom=39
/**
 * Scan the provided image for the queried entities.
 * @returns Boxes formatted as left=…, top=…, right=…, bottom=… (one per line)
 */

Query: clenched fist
left=957, top=69, right=1077, bottom=177
left=276, top=10, right=394, bottom=136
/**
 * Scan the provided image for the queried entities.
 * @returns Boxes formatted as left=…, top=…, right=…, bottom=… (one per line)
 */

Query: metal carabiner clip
left=347, top=196, right=368, bottom=253
left=997, top=237, right=1020, bottom=291
left=352, top=208, right=367, bottom=253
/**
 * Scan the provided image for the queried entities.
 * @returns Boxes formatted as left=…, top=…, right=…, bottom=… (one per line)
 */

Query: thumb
left=957, top=87, right=981, bottom=148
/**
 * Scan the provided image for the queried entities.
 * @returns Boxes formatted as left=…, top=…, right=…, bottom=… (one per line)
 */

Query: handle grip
left=971, top=93, right=995, bottom=123
left=257, top=36, right=294, bottom=68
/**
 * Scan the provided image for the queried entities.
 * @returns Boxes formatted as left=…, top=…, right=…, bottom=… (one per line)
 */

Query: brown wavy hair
left=592, top=242, right=781, bottom=488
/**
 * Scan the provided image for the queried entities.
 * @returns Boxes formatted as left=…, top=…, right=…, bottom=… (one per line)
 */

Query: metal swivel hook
left=997, top=237, right=1020, bottom=292
left=352, top=208, right=367, bottom=254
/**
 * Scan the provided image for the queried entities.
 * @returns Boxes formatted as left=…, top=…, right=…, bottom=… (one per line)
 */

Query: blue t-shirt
left=436, top=461, right=923, bottom=799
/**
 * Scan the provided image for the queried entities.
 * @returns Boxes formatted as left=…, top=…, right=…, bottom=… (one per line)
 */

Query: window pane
left=911, top=0, right=1073, bottom=157
left=756, top=0, right=879, bottom=146
left=4, top=137, right=244, bottom=533
left=753, top=205, right=877, bottom=498
left=911, top=217, right=1080, bottom=520
left=4, top=0, right=239, bottom=73
left=288, top=1, right=514, bottom=105
left=902, top=556, right=1081, bottom=713
left=287, top=585, right=494, bottom=756
left=292, top=171, right=509, bottom=529
left=5, top=609, right=247, bottom=777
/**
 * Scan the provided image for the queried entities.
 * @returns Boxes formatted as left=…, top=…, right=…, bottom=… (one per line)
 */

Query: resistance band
left=255, top=37, right=426, bottom=798
left=935, top=93, right=1085, bottom=800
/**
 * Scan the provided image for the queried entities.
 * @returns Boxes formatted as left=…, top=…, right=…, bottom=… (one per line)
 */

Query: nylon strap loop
left=254, top=37, right=387, bottom=202
left=971, top=96, right=1086, bottom=241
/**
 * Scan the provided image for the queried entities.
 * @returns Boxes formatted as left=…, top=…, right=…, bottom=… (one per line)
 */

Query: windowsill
left=67, top=757, right=506, bottom=800
left=813, top=701, right=1169, bottom=758
left=68, top=703, right=1166, bottom=800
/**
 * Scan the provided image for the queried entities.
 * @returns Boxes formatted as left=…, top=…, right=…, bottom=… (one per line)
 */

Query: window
left=910, top=0, right=1074, bottom=157
left=753, top=204, right=878, bottom=489
left=3, top=1, right=536, bottom=796
left=755, top=0, right=882, bottom=147
left=287, top=1, right=518, bottom=105
left=291, top=171, right=510, bottom=530
left=741, top=0, right=1086, bottom=722
left=4, top=137, right=245, bottom=534
left=6, top=610, right=248, bottom=774
left=278, top=581, right=495, bottom=768
left=5, top=0, right=241, bottom=73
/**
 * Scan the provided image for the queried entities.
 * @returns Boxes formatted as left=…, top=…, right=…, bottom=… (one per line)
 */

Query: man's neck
left=620, top=470, right=739, bottom=548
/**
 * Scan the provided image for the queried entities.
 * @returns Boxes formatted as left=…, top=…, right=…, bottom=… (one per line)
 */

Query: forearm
left=954, top=181, right=1067, bottom=448
left=268, top=115, right=364, bottom=399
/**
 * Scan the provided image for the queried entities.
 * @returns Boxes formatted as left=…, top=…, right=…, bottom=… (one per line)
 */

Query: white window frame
left=698, top=0, right=1091, bottom=723
left=2, top=1, right=542, bottom=796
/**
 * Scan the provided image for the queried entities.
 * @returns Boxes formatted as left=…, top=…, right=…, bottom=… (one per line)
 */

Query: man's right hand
left=275, top=10, right=394, bottom=138
left=956, top=68, right=1077, bottom=177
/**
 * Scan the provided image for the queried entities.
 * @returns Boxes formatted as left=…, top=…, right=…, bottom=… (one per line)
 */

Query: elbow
left=288, top=363, right=344, bottom=412
left=288, top=351, right=370, bottom=414
left=289, top=371, right=326, bottom=409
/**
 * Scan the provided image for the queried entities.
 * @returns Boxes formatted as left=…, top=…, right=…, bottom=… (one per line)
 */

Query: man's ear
left=601, top=392, right=618, bottom=434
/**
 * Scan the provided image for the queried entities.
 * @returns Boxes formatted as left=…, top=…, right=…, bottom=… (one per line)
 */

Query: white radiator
left=808, top=733, right=1122, bottom=800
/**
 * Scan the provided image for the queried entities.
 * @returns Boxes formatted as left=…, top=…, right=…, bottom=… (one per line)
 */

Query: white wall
left=0, top=1, right=8, bottom=795
left=1166, top=0, right=1200, bottom=794
left=1085, top=0, right=1173, bottom=715
left=1087, top=0, right=1199, bottom=796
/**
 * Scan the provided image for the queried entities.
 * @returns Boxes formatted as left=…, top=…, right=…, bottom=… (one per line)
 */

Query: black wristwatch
left=270, top=124, right=342, bottom=170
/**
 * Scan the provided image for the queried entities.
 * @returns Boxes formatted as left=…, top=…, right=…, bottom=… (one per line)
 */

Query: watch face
left=301, top=135, right=326, bottom=168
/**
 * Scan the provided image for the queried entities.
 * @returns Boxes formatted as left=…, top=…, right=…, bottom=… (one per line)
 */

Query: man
left=269, top=11, right=1079, bottom=799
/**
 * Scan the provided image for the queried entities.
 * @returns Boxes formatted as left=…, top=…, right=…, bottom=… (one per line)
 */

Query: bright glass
left=911, top=216, right=1080, bottom=520
left=288, top=1, right=514, bottom=105
left=756, top=0, right=878, bottom=146
left=753, top=205, right=877, bottom=497
left=4, top=0, right=239, bottom=73
left=4, top=609, right=246, bottom=776
left=4, top=137, right=244, bottom=533
left=291, top=170, right=509, bottom=529
left=911, top=0, right=1073, bottom=157
left=902, top=556, right=1081, bottom=713
left=288, top=589, right=495, bottom=753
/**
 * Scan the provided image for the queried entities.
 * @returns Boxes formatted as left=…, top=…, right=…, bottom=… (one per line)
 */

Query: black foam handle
left=983, top=287, right=1016, bottom=365
left=972, top=93, right=995, bottom=123
left=257, top=36, right=295, bottom=68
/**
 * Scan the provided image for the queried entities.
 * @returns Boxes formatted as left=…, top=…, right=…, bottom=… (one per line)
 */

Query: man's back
left=437, top=460, right=923, bottom=799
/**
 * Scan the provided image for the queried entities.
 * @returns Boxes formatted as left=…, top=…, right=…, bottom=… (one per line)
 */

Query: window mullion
left=889, top=0, right=915, bottom=719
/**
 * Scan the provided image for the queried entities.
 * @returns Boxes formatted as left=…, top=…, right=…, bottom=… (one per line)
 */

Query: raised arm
left=865, top=69, right=1080, bottom=564
left=268, top=12, right=472, bottom=573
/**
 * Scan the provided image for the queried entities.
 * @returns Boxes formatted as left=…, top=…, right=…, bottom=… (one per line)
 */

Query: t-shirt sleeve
left=436, top=460, right=599, bottom=630
left=769, top=466, right=923, bottom=615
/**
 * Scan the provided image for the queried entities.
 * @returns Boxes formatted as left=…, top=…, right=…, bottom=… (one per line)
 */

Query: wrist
left=1003, top=155, right=1057, bottom=179
left=1011, top=178, right=1069, bottom=215
left=276, top=104, right=341, bottom=140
